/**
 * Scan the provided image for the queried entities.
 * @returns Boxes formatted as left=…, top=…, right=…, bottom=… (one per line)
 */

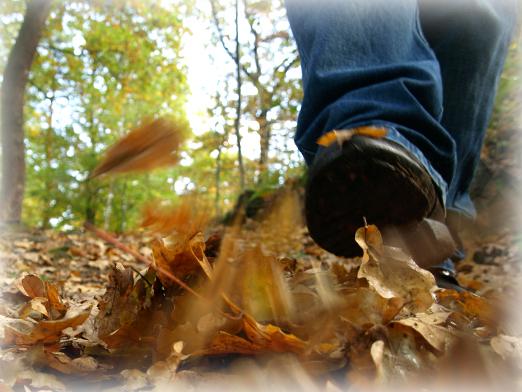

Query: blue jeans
left=286, top=0, right=518, bottom=219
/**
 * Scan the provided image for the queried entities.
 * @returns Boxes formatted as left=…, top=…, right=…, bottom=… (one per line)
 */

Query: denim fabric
left=286, top=0, right=518, bottom=218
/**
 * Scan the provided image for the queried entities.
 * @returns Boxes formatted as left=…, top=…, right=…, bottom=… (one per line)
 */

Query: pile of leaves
left=1, top=119, right=521, bottom=391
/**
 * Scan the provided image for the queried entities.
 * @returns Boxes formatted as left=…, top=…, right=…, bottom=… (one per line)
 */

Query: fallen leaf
left=356, top=225, right=436, bottom=313
left=391, top=310, right=455, bottom=353
left=45, top=282, right=67, bottom=319
left=43, top=349, right=98, bottom=375
left=17, top=275, right=45, bottom=299
left=152, top=232, right=212, bottom=287
left=4, top=309, right=91, bottom=345
left=95, top=263, right=142, bottom=338
left=18, top=297, right=49, bottom=319
left=91, top=117, right=185, bottom=178
left=120, top=369, right=149, bottom=391
left=12, top=369, right=66, bottom=392
left=15, top=275, right=67, bottom=320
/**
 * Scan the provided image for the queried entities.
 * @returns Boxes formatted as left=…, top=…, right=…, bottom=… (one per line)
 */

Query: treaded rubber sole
left=305, top=135, right=438, bottom=257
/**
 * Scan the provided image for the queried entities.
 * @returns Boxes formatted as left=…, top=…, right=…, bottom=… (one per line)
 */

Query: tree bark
left=1, top=0, right=52, bottom=224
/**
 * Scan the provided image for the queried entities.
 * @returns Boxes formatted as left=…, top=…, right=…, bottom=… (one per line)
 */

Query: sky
left=181, top=0, right=268, bottom=160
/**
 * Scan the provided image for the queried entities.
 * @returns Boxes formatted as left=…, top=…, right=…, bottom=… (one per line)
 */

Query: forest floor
left=0, top=123, right=521, bottom=391
left=1, top=187, right=521, bottom=391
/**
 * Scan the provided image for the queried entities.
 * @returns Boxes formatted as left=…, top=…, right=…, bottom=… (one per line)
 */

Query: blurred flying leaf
left=142, top=197, right=210, bottom=239
left=91, top=117, right=185, bottom=178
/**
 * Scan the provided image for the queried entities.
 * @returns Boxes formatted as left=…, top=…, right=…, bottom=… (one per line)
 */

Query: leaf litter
left=1, top=119, right=521, bottom=391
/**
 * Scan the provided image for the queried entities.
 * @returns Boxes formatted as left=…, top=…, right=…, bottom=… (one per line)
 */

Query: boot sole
left=305, top=135, right=438, bottom=257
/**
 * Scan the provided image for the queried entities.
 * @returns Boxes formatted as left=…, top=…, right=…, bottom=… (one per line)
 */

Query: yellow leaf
left=316, top=126, right=387, bottom=147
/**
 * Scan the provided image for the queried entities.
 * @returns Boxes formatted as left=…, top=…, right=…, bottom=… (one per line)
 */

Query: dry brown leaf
left=96, top=264, right=154, bottom=340
left=152, top=232, right=212, bottom=287
left=18, top=297, right=49, bottom=319
left=17, top=275, right=45, bottom=299
left=15, top=275, right=67, bottom=320
left=370, top=326, right=438, bottom=385
left=43, top=350, right=99, bottom=375
left=91, top=117, right=185, bottom=178
left=120, top=369, right=149, bottom=391
left=9, top=369, right=66, bottom=391
left=356, top=225, right=436, bottom=313
left=391, top=310, right=455, bottom=353
left=3, top=309, right=90, bottom=345
left=45, top=282, right=67, bottom=319
left=317, top=126, right=387, bottom=147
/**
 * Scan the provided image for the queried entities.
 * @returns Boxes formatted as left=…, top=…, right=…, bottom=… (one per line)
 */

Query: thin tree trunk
left=234, top=0, right=245, bottom=192
left=258, top=110, right=270, bottom=175
left=1, top=0, right=52, bottom=224
left=41, top=93, right=55, bottom=229
left=209, top=0, right=246, bottom=192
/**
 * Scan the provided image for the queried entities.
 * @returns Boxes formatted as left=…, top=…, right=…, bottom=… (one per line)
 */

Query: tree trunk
left=41, top=92, right=55, bottom=229
left=258, top=110, right=270, bottom=175
left=1, top=0, right=52, bottom=224
left=234, top=0, right=245, bottom=192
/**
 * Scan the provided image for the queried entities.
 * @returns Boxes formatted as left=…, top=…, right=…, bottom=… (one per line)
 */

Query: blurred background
left=0, top=0, right=520, bottom=233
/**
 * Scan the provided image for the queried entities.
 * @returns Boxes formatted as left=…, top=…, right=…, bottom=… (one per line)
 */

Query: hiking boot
left=305, top=133, right=456, bottom=268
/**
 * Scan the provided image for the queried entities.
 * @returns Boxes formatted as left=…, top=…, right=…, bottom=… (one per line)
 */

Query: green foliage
left=4, top=1, right=192, bottom=230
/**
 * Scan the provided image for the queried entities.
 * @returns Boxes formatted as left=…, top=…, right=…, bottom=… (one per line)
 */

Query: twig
left=83, top=222, right=205, bottom=302
left=83, top=222, right=242, bottom=320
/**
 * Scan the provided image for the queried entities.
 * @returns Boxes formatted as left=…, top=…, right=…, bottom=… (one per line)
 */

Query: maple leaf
left=90, top=117, right=185, bottom=178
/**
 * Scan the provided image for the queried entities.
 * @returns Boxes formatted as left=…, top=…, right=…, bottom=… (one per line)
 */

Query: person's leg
left=285, top=0, right=518, bottom=265
left=286, top=0, right=452, bottom=200
left=286, top=0, right=453, bottom=260
left=418, top=0, right=518, bottom=218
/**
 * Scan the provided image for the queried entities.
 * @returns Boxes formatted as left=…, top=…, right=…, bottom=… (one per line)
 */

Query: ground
left=0, top=180, right=521, bottom=391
